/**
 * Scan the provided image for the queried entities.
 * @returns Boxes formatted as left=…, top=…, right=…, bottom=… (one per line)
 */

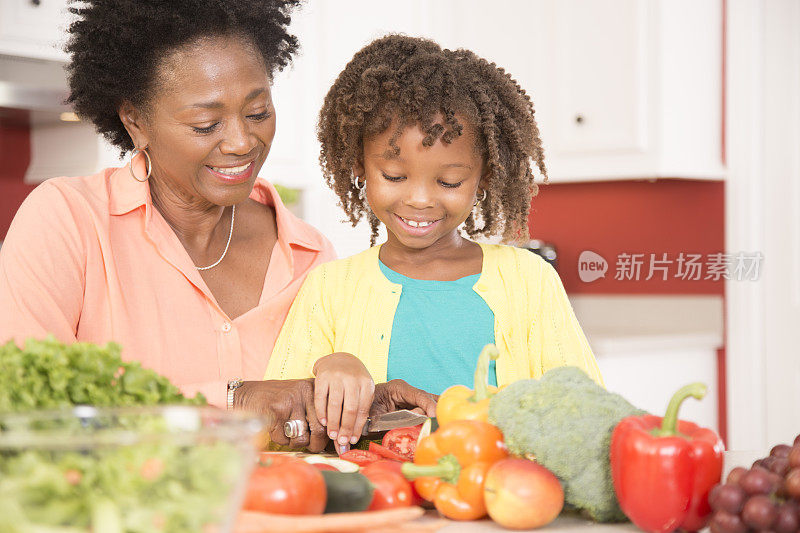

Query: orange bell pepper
left=436, top=344, right=499, bottom=425
left=400, top=420, right=508, bottom=520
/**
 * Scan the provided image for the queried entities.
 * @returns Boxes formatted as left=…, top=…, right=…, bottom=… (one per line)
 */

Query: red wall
left=528, top=179, right=725, bottom=295
left=0, top=114, right=36, bottom=239
left=528, top=178, right=727, bottom=443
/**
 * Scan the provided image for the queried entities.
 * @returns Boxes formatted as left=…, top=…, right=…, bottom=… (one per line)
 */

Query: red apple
left=484, top=458, right=564, bottom=530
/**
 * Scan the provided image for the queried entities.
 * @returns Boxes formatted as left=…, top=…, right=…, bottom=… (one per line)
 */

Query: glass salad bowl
left=0, top=405, right=265, bottom=533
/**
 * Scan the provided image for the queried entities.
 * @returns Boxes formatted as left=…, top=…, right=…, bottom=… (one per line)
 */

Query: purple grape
left=710, top=511, right=748, bottom=533
left=771, top=444, right=792, bottom=458
left=770, top=457, right=791, bottom=477
left=740, top=466, right=781, bottom=495
left=790, top=445, right=800, bottom=469
left=762, top=456, right=778, bottom=471
left=709, top=483, right=747, bottom=514
left=727, top=466, right=748, bottom=485
left=785, top=468, right=800, bottom=499
left=774, top=502, right=800, bottom=533
left=742, top=494, right=778, bottom=530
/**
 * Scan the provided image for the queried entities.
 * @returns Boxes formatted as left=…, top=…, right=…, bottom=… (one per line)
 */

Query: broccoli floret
left=488, top=366, right=646, bottom=522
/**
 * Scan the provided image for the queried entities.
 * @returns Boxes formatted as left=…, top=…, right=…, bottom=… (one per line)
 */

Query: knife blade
left=361, top=409, right=428, bottom=435
left=283, top=410, right=429, bottom=439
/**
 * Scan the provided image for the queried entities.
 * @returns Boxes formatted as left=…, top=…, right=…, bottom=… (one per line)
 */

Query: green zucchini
left=320, top=471, right=374, bottom=513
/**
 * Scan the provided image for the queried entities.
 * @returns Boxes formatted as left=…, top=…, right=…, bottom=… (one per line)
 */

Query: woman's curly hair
left=65, top=0, right=300, bottom=154
left=318, top=34, right=547, bottom=245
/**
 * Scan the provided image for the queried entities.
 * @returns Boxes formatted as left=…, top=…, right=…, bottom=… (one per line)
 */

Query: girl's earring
left=474, top=188, right=487, bottom=207
left=353, top=175, right=367, bottom=201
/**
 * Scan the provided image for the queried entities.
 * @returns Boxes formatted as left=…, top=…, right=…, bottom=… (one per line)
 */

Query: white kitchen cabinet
left=0, top=0, right=71, bottom=62
left=572, top=295, right=725, bottom=433
left=594, top=336, right=720, bottom=432
left=446, top=0, right=724, bottom=182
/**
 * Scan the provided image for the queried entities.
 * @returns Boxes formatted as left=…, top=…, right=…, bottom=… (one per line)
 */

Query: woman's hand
left=234, top=379, right=329, bottom=452
left=312, top=353, right=375, bottom=453
left=370, top=379, right=438, bottom=418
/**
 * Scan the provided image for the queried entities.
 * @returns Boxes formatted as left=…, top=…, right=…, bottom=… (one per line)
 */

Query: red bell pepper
left=610, top=383, right=724, bottom=533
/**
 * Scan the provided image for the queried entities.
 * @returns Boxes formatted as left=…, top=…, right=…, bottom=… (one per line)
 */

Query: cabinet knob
left=575, top=114, right=585, bottom=125
left=30, top=0, right=41, bottom=5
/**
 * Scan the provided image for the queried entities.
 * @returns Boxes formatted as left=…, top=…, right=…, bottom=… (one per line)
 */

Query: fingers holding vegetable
left=371, top=379, right=438, bottom=418
left=304, top=388, right=329, bottom=453
left=312, top=353, right=375, bottom=453
left=337, top=379, right=373, bottom=444
left=236, top=379, right=327, bottom=450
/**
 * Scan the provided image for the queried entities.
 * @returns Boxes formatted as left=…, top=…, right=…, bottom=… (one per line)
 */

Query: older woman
left=0, top=0, right=435, bottom=451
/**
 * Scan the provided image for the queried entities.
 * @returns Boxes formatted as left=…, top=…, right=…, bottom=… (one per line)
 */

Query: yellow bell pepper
left=436, top=344, right=499, bottom=425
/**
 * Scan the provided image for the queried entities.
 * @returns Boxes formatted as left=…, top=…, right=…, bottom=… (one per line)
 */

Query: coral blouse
left=0, top=163, right=335, bottom=407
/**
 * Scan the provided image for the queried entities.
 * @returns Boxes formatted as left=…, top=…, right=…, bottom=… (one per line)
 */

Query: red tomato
left=339, top=449, right=381, bottom=467
left=362, top=460, right=425, bottom=507
left=381, top=426, right=421, bottom=461
left=369, top=441, right=407, bottom=462
left=362, top=469, right=414, bottom=511
left=243, top=454, right=326, bottom=515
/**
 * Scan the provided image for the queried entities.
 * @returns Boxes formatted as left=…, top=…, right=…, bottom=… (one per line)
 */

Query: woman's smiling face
left=121, top=34, right=276, bottom=207
left=360, top=119, right=486, bottom=253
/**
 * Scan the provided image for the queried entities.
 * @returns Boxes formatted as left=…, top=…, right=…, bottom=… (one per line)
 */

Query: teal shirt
left=379, top=261, right=497, bottom=395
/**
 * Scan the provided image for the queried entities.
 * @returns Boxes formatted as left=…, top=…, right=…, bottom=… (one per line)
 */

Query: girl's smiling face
left=359, top=118, right=486, bottom=254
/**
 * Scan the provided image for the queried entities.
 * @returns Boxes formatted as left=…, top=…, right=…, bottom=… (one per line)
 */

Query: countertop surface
left=417, top=512, right=639, bottom=532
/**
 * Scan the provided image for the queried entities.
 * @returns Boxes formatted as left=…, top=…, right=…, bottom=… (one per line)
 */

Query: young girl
left=266, top=35, right=603, bottom=452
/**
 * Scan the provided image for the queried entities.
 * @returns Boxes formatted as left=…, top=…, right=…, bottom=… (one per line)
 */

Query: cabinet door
left=544, top=0, right=654, bottom=180
left=596, top=342, right=719, bottom=432
left=0, top=0, right=71, bottom=61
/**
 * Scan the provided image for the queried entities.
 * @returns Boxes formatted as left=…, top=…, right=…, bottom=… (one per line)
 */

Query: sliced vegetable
left=243, top=454, right=326, bottom=516
left=320, top=471, right=375, bottom=513
left=340, top=449, right=380, bottom=467
left=369, top=442, right=407, bottom=462
left=382, top=426, right=421, bottom=461
left=417, top=418, right=433, bottom=446
left=312, top=463, right=338, bottom=472
left=302, top=455, right=360, bottom=473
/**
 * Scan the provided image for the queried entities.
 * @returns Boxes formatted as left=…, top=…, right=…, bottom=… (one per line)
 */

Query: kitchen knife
left=361, top=409, right=428, bottom=435
left=283, top=409, right=429, bottom=438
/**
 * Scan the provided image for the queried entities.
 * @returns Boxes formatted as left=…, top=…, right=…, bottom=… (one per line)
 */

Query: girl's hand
left=312, top=352, right=375, bottom=453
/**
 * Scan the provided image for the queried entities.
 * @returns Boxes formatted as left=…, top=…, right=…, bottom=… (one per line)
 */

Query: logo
left=578, top=251, right=608, bottom=283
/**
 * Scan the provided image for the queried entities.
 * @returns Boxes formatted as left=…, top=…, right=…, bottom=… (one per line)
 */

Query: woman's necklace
left=196, top=205, right=236, bottom=271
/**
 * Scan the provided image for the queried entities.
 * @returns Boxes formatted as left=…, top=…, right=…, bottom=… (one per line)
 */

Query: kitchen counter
left=417, top=512, right=639, bottom=532
left=409, top=451, right=760, bottom=533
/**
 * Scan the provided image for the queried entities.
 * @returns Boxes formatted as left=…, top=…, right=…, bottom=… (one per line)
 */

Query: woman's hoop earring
left=129, top=148, right=152, bottom=182
left=474, top=188, right=487, bottom=206
left=352, top=174, right=366, bottom=200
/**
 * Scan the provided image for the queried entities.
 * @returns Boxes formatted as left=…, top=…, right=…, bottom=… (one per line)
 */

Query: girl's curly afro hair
left=65, top=0, right=300, bottom=154
left=317, top=34, right=547, bottom=245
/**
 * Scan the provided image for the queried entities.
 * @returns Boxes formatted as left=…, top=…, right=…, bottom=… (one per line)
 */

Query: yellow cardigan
left=265, top=243, right=603, bottom=387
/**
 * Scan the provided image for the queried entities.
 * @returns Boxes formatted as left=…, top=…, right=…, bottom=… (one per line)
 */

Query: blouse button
left=221, top=322, right=232, bottom=333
